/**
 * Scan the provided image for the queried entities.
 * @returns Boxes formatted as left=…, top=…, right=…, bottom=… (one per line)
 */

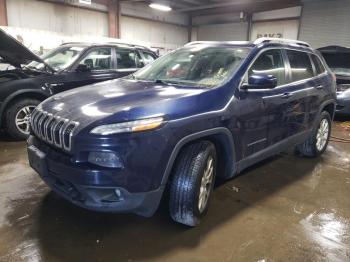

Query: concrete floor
left=0, top=122, right=349, bottom=262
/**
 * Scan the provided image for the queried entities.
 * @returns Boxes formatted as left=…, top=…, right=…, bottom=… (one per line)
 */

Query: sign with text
left=251, top=20, right=299, bottom=40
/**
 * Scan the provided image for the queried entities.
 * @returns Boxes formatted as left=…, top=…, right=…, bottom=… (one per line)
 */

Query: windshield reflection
left=28, top=45, right=85, bottom=71
left=133, top=45, right=251, bottom=88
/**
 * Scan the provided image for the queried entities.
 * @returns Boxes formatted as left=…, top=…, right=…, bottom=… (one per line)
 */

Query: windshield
left=322, top=52, right=350, bottom=76
left=28, top=45, right=85, bottom=71
left=133, top=45, right=251, bottom=88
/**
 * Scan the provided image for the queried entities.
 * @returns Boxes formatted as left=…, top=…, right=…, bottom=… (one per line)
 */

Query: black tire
left=169, top=140, right=216, bottom=227
left=5, top=98, right=41, bottom=140
left=295, top=111, right=331, bottom=157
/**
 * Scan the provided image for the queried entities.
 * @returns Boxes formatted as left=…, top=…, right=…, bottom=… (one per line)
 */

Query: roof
left=185, top=38, right=312, bottom=49
left=60, top=41, right=153, bottom=51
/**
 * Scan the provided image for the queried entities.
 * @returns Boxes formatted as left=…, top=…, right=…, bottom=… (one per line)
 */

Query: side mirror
left=242, top=74, right=277, bottom=90
left=76, top=64, right=90, bottom=72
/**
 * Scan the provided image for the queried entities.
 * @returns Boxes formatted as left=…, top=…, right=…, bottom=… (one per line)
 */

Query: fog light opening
left=115, top=189, right=124, bottom=201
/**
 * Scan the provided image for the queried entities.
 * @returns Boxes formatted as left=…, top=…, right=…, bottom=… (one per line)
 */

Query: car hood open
left=0, top=28, right=45, bottom=68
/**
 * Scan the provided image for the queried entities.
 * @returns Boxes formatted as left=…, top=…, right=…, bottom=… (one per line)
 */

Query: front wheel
left=5, top=98, right=41, bottom=140
left=296, top=111, right=331, bottom=157
left=169, top=141, right=216, bottom=227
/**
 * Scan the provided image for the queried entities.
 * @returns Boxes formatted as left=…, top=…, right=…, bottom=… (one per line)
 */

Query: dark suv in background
left=28, top=38, right=336, bottom=226
left=318, top=46, right=350, bottom=116
left=0, top=29, right=157, bottom=139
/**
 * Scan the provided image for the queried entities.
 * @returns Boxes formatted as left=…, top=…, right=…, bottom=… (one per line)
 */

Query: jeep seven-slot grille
left=30, top=110, right=79, bottom=151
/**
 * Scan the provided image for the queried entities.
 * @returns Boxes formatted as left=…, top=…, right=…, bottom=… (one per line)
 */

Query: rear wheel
left=5, top=98, right=40, bottom=140
left=296, top=111, right=331, bottom=157
left=169, top=141, right=216, bottom=226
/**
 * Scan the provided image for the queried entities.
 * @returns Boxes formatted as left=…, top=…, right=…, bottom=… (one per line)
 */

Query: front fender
left=161, top=127, right=237, bottom=186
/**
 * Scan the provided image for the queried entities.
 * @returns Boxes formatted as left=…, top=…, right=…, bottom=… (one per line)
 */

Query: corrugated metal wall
left=121, top=16, right=188, bottom=52
left=251, top=20, right=299, bottom=40
left=197, top=22, right=248, bottom=41
left=299, top=0, right=350, bottom=48
left=7, top=0, right=109, bottom=37
left=5, top=0, right=188, bottom=53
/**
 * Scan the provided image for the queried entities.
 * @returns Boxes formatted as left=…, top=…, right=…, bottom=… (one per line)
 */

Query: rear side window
left=311, top=54, right=326, bottom=75
left=79, top=48, right=112, bottom=70
left=249, top=49, right=286, bottom=86
left=286, top=50, right=314, bottom=82
left=116, top=48, right=142, bottom=69
left=142, top=51, right=156, bottom=65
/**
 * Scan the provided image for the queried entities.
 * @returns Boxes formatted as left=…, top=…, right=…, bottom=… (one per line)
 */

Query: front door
left=237, top=49, right=288, bottom=157
left=50, top=47, right=118, bottom=94
left=240, top=49, right=288, bottom=157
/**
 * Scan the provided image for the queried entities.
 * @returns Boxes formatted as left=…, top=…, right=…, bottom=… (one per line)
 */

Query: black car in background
left=318, top=46, right=350, bottom=116
left=0, top=29, right=157, bottom=139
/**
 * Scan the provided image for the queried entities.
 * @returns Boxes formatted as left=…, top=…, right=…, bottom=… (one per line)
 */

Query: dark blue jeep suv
left=27, top=38, right=336, bottom=226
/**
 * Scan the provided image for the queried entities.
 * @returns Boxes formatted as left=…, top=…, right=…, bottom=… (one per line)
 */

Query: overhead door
left=251, top=20, right=299, bottom=41
left=299, top=0, right=350, bottom=48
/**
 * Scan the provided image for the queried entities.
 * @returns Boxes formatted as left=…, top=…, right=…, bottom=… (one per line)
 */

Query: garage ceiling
left=121, top=0, right=301, bottom=15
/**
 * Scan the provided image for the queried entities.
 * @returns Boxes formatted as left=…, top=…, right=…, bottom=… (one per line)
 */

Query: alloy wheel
left=198, top=156, right=214, bottom=213
left=15, top=106, right=36, bottom=135
left=316, top=118, right=329, bottom=151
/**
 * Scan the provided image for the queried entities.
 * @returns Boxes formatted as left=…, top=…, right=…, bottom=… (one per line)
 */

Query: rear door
left=283, top=50, right=318, bottom=135
left=309, top=54, right=331, bottom=125
left=263, top=49, right=315, bottom=146
left=115, top=47, right=143, bottom=77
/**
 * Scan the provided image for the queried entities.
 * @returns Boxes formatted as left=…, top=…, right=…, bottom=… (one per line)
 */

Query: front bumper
left=27, top=137, right=165, bottom=217
left=336, top=95, right=350, bottom=115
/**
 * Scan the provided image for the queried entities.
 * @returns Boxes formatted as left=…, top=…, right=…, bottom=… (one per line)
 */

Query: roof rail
left=61, top=41, right=151, bottom=50
left=185, top=41, right=250, bottom=46
left=254, top=38, right=311, bottom=47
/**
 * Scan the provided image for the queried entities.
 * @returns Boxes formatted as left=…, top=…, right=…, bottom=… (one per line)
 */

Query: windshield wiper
left=23, top=64, right=54, bottom=74
left=154, top=79, right=185, bottom=85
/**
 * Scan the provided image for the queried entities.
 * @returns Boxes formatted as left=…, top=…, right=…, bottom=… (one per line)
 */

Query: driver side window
left=248, top=49, right=286, bottom=86
left=79, top=48, right=112, bottom=71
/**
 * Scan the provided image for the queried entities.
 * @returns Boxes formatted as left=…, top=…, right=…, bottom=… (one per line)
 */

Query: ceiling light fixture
left=149, top=3, right=172, bottom=12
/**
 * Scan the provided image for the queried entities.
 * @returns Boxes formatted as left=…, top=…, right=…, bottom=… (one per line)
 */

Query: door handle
left=281, top=92, right=292, bottom=99
left=315, top=85, right=323, bottom=89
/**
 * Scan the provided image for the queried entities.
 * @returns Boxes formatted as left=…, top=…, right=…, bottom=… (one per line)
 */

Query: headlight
left=90, top=117, right=164, bottom=135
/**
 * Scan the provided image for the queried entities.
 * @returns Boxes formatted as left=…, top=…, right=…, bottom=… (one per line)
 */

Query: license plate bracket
left=27, top=145, right=48, bottom=177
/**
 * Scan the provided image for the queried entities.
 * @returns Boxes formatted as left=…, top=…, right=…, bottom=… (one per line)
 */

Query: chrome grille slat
left=44, top=114, right=54, bottom=142
left=32, top=111, right=41, bottom=135
left=30, top=109, right=79, bottom=152
left=32, top=110, right=40, bottom=134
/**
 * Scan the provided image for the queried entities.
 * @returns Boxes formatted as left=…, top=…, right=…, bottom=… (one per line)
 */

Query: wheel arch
left=0, top=90, right=48, bottom=128
left=161, top=127, right=237, bottom=186
left=321, top=101, right=336, bottom=119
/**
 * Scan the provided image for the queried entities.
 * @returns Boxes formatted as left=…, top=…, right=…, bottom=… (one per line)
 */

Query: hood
left=38, top=78, right=206, bottom=132
left=318, top=45, right=350, bottom=77
left=0, top=28, right=45, bottom=68
left=318, top=45, right=350, bottom=54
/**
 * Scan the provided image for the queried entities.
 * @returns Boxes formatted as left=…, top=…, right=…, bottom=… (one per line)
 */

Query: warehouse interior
left=0, top=0, right=350, bottom=261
